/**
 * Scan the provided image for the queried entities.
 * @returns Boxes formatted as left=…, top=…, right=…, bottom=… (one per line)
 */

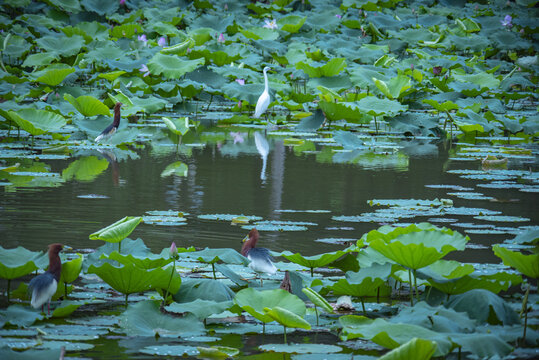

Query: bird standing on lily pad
left=28, top=243, right=68, bottom=315
left=95, top=102, right=122, bottom=143
left=241, top=228, right=277, bottom=286
left=254, top=66, right=271, bottom=121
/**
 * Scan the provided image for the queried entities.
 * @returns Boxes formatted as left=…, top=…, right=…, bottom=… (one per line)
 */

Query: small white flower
left=263, top=19, right=278, bottom=30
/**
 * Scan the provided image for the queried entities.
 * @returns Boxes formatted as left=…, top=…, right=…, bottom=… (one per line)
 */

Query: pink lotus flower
left=235, top=78, right=245, bottom=85
left=263, top=19, right=278, bottom=30
left=158, top=37, right=166, bottom=47
left=501, top=15, right=512, bottom=28
left=170, top=242, right=178, bottom=258
left=217, top=33, right=225, bottom=43
left=120, top=0, right=125, bottom=5
left=138, top=34, right=147, bottom=45
left=139, top=64, right=150, bottom=77
left=335, top=14, right=342, bottom=19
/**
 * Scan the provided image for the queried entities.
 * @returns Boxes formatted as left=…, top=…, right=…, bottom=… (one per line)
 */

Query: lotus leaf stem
left=413, top=269, right=418, bottom=302
left=283, top=325, right=287, bottom=344
left=314, top=305, right=319, bottom=326
left=7, top=279, right=10, bottom=303
left=408, top=269, right=413, bottom=306
left=125, top=293, right=128, bottom=307
left=520, top=284, right=530, bottom=345
left=163, top=258, right=176, bottom=306
left=360, top=297, right=366, bottom=315
left=212, top=263, right=216, bottom=280
left=310, top=267, right=314, bottom=277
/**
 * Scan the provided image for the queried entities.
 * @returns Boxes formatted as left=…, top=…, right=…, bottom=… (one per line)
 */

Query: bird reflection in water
left=254, top=132, right=269, bottom=183
left=97, top=149, right=120, bottom=186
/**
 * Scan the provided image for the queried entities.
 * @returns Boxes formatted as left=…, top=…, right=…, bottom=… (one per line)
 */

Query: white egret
left=254, top=66, right=271, bottom=120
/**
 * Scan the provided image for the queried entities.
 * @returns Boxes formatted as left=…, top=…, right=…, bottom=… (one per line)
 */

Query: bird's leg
left=48, top=300, right=51, bottom=316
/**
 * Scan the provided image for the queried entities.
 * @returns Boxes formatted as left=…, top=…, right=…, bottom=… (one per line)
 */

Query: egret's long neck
left=112, top=107, right=121, bottom=127
left=263, top=69, right=269, bottom=93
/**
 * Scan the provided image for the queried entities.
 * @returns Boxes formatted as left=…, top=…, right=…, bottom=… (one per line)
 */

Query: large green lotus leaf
left=214, top=263, right=248, bottom=286
left=82, top=0, right=119, bottom=15
left=446, top=289, right=520, bottom=326
left=391, top=302, right=475, bottom=333
left=329, top=276, right=389, bottom=297
left=453, top=72, right=500, bottom=91
left=188, top=27, right=214, bottom=45
left=379, top=337, right=437, bottom=360
left=162, top=116, right=189, bottom=136
left=420, top=260, right=475, bottom=281
left=89, top=216, right=143, bottom=243
left=121, top=300, right=203, bottom=337
left=339, top=316, right=453, bottom=357
left=450, top=333, right=512, bottom=358
left=319, top=101, right=368, bottom=123
left=428, top=272, right=521, bottom=295
left=173, top=278, right=235, bottom=303
left=35, top=35, right=85, bottom=57
left=180, top=248, right=248, bottom=265
left=51, top=300, right=90, bottom=318
left=165, top=299, right=233, bottom=320
left=22, top=52, right=58, bottom=67
left=296, top=58, right=347, bottom=77
left=369, top=230, right=467, bottom=270
left=87, top=262, right=181, bottom=295
left=161, top=161, right=188, bottom=177
left=507, top=227, right=539, bottom=246
left=64, top=94, right=111, bottom=117
left=240, top=27, right=279, bottom=41
left=302, top=287, right=333, bottom=313
left=356, top=96, right=407, bottom=116
left=32, top=65, right=75, bottom=86
left=493, top=245, right=539, bottom=279
left=295, top=109, right=325, bottom=132
left=373, top=74, right=411, bottom=100
left=101, top=250, right=174, bottom=269
left=263, top=306, right=311, bottom=329
left=455, top=109, right=499, bottom=134
left=110, top=23, right=142, bottom=38
left=3, top=34, right=31, bottom=58
left=0, top=246, right=47, bottom=280
left=62, top=156, right=109, bottom=182
left=234, top=288, right=306, bottom=323
left=8, top=109, right=67, bottom=136
left=275, top=250, right=347, bottom=270
left=147, top=54, right=204, bottom=79
left=422, top=99, right=459, bottom=112
left=0, top=305, right=43, bottom=327
left=277, top=15, right=306, bottom=33
left=60, top=253, right=83, bottom=284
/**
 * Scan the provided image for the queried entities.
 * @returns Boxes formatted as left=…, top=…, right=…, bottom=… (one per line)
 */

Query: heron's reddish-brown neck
left=112, top=103, right=122, bottom=127
left=241, top=228, right=259, bottom=256
left=47, top=243, right=63, bottom=281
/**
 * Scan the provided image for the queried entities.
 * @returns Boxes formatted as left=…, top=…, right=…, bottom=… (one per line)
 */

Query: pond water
left=1, top=123, right=537, bottom=261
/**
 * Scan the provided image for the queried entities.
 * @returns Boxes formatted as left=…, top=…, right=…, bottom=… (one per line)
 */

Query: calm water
left=1, top=129, right=537, bottom=263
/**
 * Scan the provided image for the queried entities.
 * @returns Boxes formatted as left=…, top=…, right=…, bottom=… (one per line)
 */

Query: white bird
left=254, top=66, right=271, bottom=120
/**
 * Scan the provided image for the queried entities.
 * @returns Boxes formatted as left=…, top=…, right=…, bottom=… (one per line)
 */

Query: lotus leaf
left=369, top=230, right=467, bottom=270
left=234, top=288, right=306, bottom=324
left=0, top=246, right=47, bottom=280
left=64, top=94, right=111, bottom=117
left=89, top=216, right=142, bottom=243
left=296, top=58, right=347, bottom=78
left=493, top=245, right=538, bottom=279
left=35, top=35, right=84, bottom=57
left=278, top=15, right=307, bottom=33
left=174, top=278, right=235, bottom=303
left=379, top=337, right=437, bottom=360
left=147, top=54, right=205, bottom=79
left=87, top=262, right=181, bottom=297
left=0, top=305, right=43, bottom=327
left=356, top=96, right=407, bottom=117
left=302, top=287, right=333, bottom=314
left=60, top=253, right=83, bottom=284
left=445, top=289, right=520, bottom=325
left=428, top=272, right=521, bottom=295
left=165, top=299, right=233, bottom=320
left=180, top=247, right=248, bottom=265
left=339, top=316, right=453, bottom=357
left=8, top=108, right=67, bottom=136
left=162, top=116, right=190, bottom=136
left=32, top=65, right=75, bottom=86
left=275, top=250, right=347, bottom=276
left=197, top=346, right=239, bottom=358
left=121, top=300, right=203, bottom=337
left=263, top=306, right=311, bottom=330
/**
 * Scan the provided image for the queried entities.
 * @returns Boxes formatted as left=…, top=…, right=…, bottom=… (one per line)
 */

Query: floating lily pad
left=140, top=345, right=199, bottom=356
left=259, top=343, right=341, bottom=354
left=198, top=214, right=263, bottom=222
left=474, top=215, right=530, bottom=222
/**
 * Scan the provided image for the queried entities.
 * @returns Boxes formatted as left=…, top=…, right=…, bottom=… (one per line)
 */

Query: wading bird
left=254, top=67, right=271, bottom=121
left=241, top=228, right=277, bottom=286
left=28, top=243, right=67, bottom=315
left=95, top=102, right=122, bottom=143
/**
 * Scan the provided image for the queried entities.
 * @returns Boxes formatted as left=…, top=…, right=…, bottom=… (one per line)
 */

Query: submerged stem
left=283, top=325, right=287, bottom=344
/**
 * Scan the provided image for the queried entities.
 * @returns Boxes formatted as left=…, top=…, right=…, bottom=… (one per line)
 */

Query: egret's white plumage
left=254, top=66, right=271, bottom=119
